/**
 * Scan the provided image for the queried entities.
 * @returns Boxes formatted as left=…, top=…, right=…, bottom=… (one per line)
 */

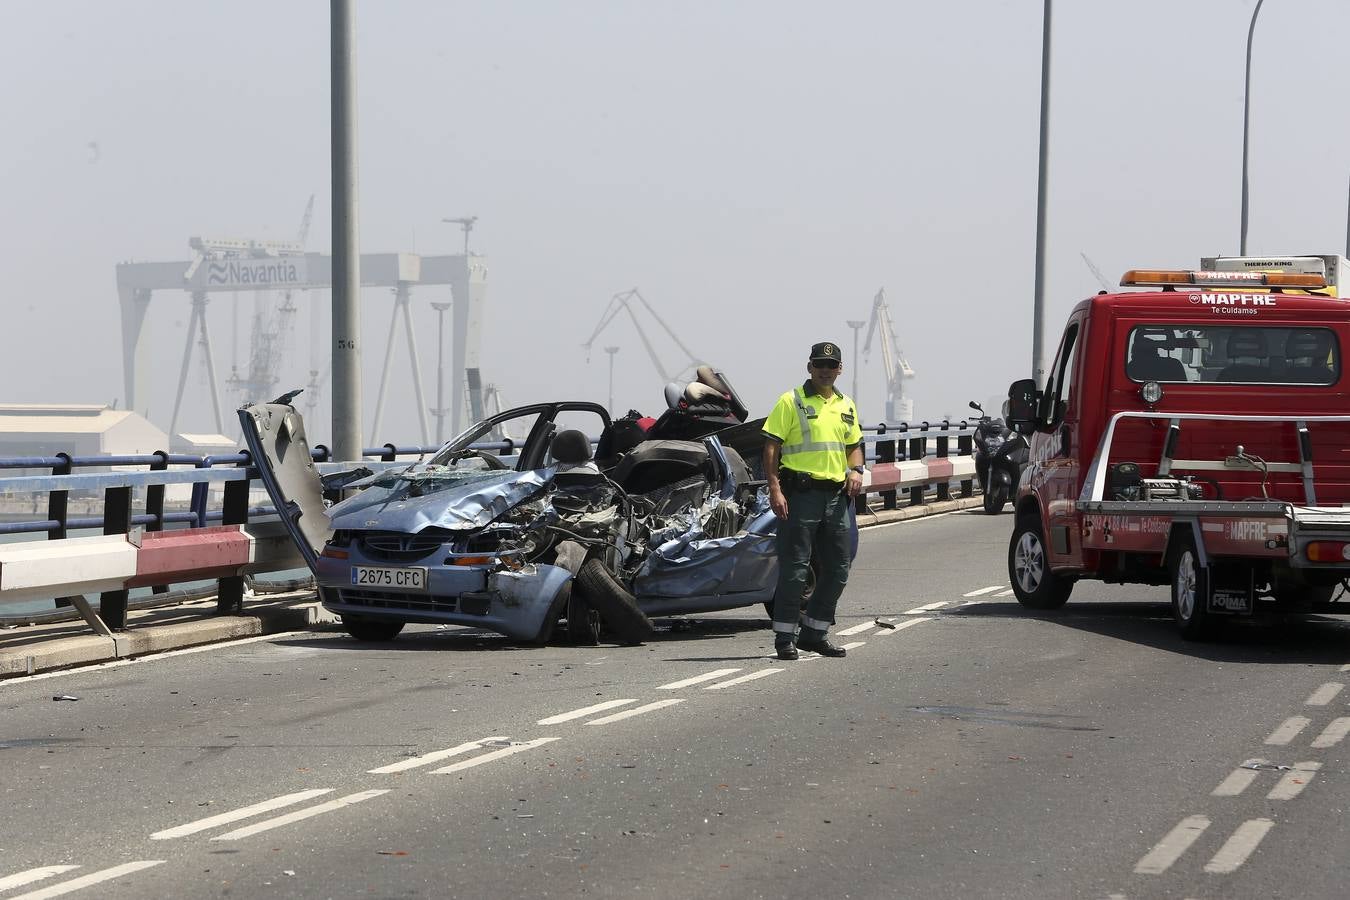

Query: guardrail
left=0, top=422, right=976, bottom=634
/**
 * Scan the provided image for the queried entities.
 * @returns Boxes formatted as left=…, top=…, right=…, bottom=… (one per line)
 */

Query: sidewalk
left=0, top=496, right=984, bottom=679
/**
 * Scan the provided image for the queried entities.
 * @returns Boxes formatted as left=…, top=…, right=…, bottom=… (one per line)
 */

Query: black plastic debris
left=52, top=694, right=79, bottom=702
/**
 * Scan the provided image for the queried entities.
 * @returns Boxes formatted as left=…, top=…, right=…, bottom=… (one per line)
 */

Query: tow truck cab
left=1003, top=254, right=1350, bottom=636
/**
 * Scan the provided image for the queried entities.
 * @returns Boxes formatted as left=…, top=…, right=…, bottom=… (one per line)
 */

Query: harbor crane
left=1080, top=251, right=1113, bottom=292
left=582, top=288, right=705, bottom=385
left=861, top=287, right=916, bottom=423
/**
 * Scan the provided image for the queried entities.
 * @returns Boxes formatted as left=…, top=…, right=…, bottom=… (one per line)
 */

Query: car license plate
left=351, top=566, right=428, bottom=591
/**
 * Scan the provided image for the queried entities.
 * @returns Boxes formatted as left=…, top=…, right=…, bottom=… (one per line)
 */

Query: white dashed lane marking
left=368, top=737, right=511, bottom=775
left=1203, top=819, right=1274, bottom=874
left=0, top=867, right=79, bottom=893
left=1304, top=682, right=1344, bottom=706
left=705, top=669, right=783, bottom=690
left=431, top=737, right=560, bottom=775
left=537, top=699, right=636, bottom=725
left=1311, top=716, right=1350, bottom=749
left=994, top=588, right=1017, bottom=597
left=585, top=699, right=685, bottom=725
left=835, top=621, right=878, bottom=636
left=152, top=788, right=335, bottom=838
left=657, top=669, right=741, bottom=690
left=875, top=616, right=931, bottom=636
left=963, top=585, right=1003, bottom=597
left=1134, top=815, right=1210, bottom=875
left=1266, top=762, right=1320, bottom=801
left=904, top=601, right=948, bottom=614
left=1212, top=760, right=1266, bottom=797
left=1264, top=716, right=1310, bottom=746
left=841, top=641, right=866, bottom=651
left=8, top=861, right=164, bottom=900
left=210, top=790, right=389, bottom=841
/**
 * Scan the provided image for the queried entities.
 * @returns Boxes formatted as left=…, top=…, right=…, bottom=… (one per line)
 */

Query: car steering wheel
left=449, top=448, right=510, bottom=470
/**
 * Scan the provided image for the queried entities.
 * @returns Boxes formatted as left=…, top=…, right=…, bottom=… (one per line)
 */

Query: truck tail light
left=1305, top=541, right=1350, bottom=563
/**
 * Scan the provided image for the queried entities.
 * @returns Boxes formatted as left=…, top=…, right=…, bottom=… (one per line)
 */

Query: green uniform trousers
left=771, top=484, right=852, bottom=642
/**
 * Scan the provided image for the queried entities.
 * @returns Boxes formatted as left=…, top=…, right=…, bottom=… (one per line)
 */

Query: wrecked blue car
left=239, top=374, right=853, bottom=646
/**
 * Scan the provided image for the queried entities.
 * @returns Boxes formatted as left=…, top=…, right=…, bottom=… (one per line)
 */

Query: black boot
left=775, top=638, right=799, bottom=661
left=796, top=636, right=847, bottom=658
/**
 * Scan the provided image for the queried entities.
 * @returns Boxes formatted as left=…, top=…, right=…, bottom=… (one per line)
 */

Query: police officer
left=762, top=341, right=865, bottom=660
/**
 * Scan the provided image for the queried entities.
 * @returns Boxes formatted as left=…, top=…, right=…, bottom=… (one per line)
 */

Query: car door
left=238, top=401, right=332, bottom=571
left=1039, top=316, right=1084, bottom=566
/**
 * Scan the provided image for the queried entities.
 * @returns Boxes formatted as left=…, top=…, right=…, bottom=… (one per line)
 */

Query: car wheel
left=1170, top=533, right=1215, bottom=640
left=764, top=553, right=821, bottom=620
left=1008, top=513, right=1072, bottom=610
left=344, top=618, right=405, bottom=642
left=566, top=587, right=601, bottom=645
left=575, top=558, right=654, bottom=645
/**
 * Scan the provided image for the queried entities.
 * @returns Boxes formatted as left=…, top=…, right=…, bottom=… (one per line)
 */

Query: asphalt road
left=2, top=509, right=1348, bottom=899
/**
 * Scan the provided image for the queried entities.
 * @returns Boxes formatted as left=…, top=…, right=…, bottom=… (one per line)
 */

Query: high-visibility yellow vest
left=762, top=383, right=863, bottom=480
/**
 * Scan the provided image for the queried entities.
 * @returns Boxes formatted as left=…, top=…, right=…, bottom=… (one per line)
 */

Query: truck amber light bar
left=1305, top=541, right=1350, bottom=563
left=1120, top=270, right=1327, bottom=289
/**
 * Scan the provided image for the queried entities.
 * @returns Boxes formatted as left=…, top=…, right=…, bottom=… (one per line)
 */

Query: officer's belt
left=779, top=468, right=845, bottom=492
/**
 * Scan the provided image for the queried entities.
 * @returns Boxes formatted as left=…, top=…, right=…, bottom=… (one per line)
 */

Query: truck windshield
left=1126, top=325, right=1339, bottom=386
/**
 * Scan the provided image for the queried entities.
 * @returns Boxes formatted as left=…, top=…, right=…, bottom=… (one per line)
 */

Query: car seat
left=1217, top=333, right=1272, bottom=383
left=549, top=429, right=603, bottom=487
left=1282, top=330, right=1336, bottom=384
left=1127, top=330, right=1187, bottom=382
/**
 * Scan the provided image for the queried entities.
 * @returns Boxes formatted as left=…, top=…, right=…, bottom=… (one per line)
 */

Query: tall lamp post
left=1031, top=0, right=1053, bottom=390
left=845, top=319, right=865, bottom=414
left=604, top=346, right=620, bottom=415
left=430, top=301, right=452, bottom=444
left=1240, top=0, right=1266, bottom=255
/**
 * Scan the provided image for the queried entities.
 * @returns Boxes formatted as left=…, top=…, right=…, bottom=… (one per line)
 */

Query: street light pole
left=330, top=0, right=363, bottom=462
left=845, top=319, right=865, bottom=412
left=604, top=346, right=619, bottom=415
left=1031, top=0, right=1053, bottom=390
left=1240, top=0, right=1266, bottom=255
left=431, top=301, right=451, bottom=444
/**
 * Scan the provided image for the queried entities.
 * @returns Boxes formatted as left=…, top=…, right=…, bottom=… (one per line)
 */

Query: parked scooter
left=969, top=401, right=1028, bottom=514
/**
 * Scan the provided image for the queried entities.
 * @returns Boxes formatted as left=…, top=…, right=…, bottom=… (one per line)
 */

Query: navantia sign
left=193, top=257, right=309, bottom=290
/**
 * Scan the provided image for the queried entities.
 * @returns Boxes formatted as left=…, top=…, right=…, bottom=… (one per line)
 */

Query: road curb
left=1, top=497, right=972, bottom=679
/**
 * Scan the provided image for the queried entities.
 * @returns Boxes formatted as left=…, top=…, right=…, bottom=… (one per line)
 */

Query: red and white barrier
left=862, top=454, right=976, bottom=492
left=0, top=522, right=303, bottom=605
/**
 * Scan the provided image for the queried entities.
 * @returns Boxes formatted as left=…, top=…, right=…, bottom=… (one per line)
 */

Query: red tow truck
left=1004, top=254, right=1350, bottom=637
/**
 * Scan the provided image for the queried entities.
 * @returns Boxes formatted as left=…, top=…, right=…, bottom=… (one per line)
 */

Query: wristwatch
left=849, top=465, right=865, bottom=475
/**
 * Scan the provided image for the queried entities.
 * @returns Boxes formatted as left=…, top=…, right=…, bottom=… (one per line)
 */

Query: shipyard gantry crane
left=582, top=288, right=706, bottom=385
left=861, top=287, right=916, bottom=424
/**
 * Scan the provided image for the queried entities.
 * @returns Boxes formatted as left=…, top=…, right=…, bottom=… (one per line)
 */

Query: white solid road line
left=210, top=790, right=389, bottom=841
left=658, top=669, right=741, bottom=690
left=705, top=669, right=783, bottom=690
left=1203, top=819, right=1274, bottom=874
left=1212, top=760, right=1267, bottom=797
left=431, top=737, right=560, bottom=775
left=963, top=585, right=1003, bottom=597
left=875, top=616, right=932, bottom=636
left=586, top=698, right=686, bottom=725
left=1267, top=762, right=1321, bottom=801
left=537, top=699, right=636, bottom=725
left=0, top=631, right=304, bottom=686
left=841, top=641, right=866, bottom=651
left=0, top=867, right=79, bottom=892
left=368, top=737, right=510, bottom=775
left=1311, top=716, right=1350, bottom=749
left=1341, top=662, right=1350, bottom=672
left=1265, top=716, right=1311, bottom=746
left=1134, top=815, right=1210, bottom=875
left=860, top=511, right=957, bottom=530
left=1304, top=682, right=1344, bottom=706
left=151, top=788, right=335, bottom=839
left=8, top=861, right=164, bottom=900
left=835, top=621, right=878, bottom=636
left=904, top=601, right=948, bottom=614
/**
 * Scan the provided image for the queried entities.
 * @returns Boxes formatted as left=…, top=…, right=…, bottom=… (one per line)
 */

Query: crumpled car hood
left=327, top=466, right=551, bottom=534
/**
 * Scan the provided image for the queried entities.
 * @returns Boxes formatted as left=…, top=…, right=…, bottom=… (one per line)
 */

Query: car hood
left=327, top=466, right=551, bottom=534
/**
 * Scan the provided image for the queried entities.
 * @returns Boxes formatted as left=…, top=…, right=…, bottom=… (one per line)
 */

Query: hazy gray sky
left=3, top=1, right=1348, bottom=442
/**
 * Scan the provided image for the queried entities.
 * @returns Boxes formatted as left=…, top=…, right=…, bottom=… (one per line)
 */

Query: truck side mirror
left=1006, top=378, right=1039, bottom=434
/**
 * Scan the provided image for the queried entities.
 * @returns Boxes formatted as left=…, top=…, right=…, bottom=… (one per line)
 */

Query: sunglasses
left=811, top=360, right=841, bottom=370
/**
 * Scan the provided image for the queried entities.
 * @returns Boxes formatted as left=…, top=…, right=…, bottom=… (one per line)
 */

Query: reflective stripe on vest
left=781, top=387, right=847, bottom=457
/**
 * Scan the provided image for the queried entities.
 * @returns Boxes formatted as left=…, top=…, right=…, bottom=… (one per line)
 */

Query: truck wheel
left=566, top=587, right=602, bottom=645
left=1008, top=514, right=1072, bottom=609
left=344, top=618, right=405, bottom=642
left=575, top=558, right=654, bottom=645
left=764, top=553, right=820, bottom=620
left=1170, top=533, right=1215, bottom=640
